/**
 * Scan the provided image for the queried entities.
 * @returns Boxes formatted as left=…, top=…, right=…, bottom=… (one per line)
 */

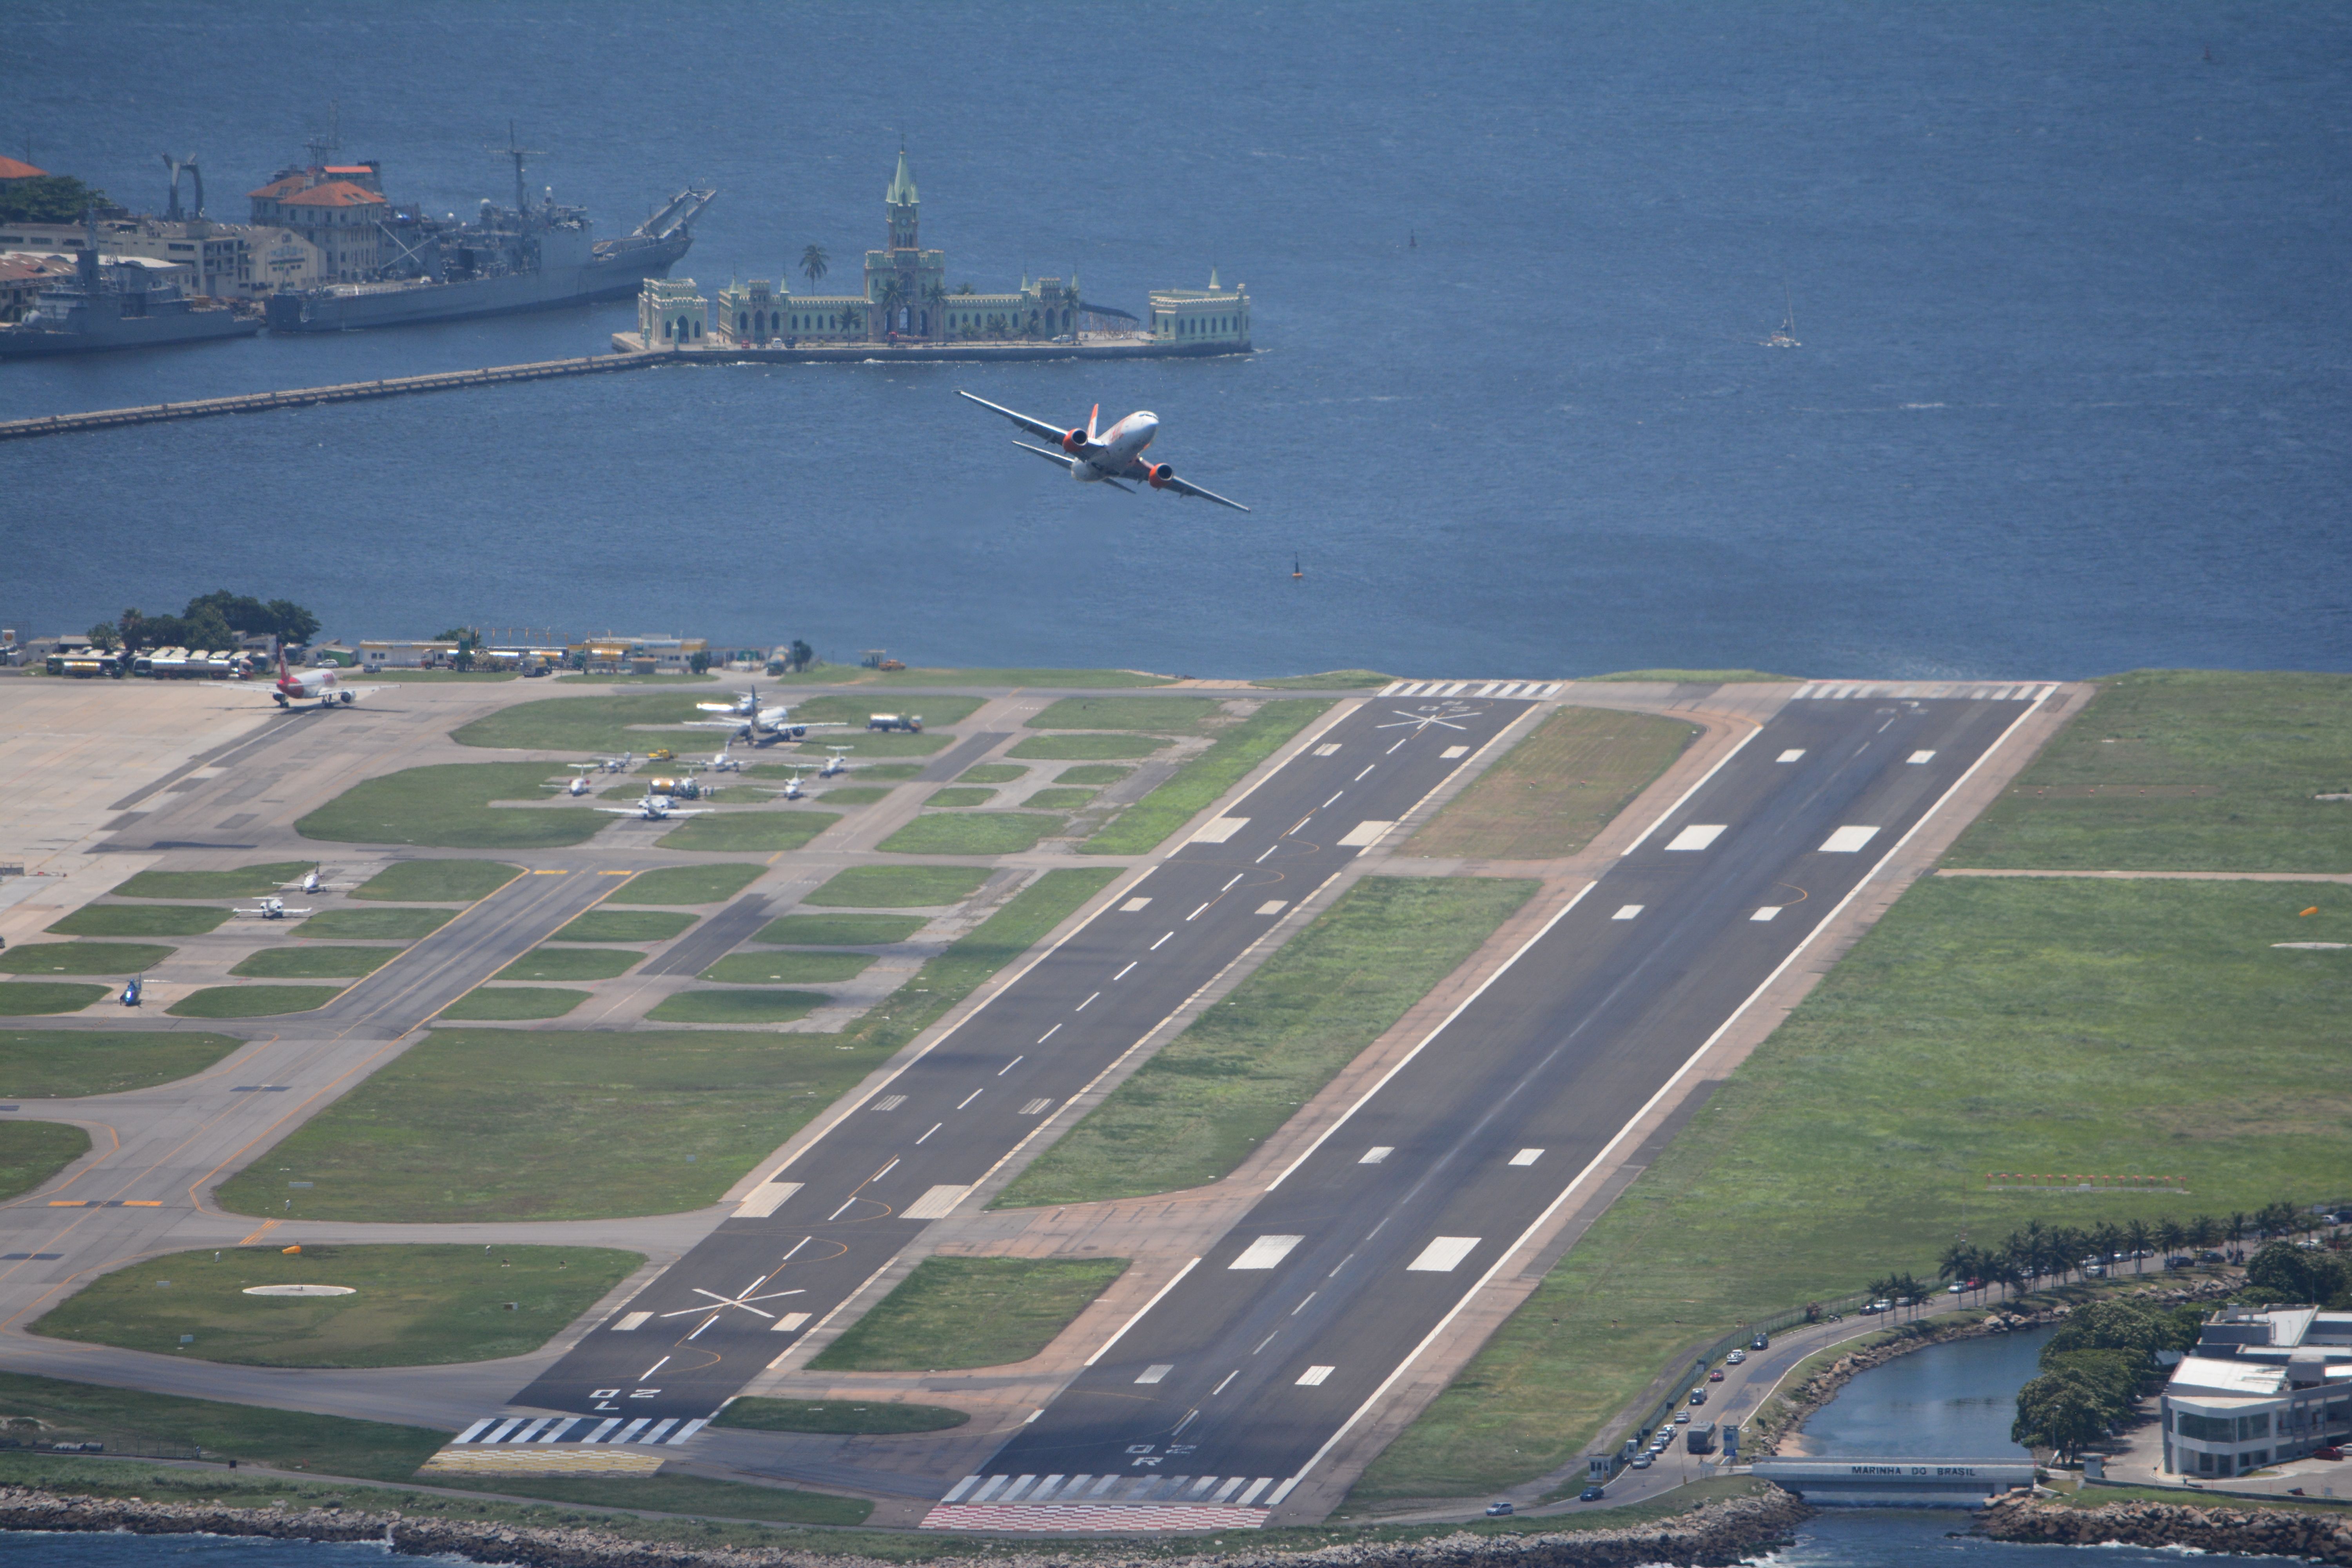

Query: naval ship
left=266, top=143, right=713, bottom=334
left=0, top=213, right=260, bottom=357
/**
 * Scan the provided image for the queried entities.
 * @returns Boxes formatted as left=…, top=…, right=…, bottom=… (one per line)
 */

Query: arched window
left=662, top=318, right=672, bottom=339
left=691, top=321, right=701, bottom=339
left=737, top=312, right=747, bottom=334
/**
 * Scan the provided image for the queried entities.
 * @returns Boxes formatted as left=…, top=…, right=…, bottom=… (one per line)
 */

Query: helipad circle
left=240, top=1284, right=355, bottom=1298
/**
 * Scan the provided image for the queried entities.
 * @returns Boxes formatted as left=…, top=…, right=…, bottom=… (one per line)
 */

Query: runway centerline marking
left=642, top=1356, right=670, bottom=1379
left=1290, top=1292, right=1317, bottom=1316
left=998, top=1056, right=1023, bottom=1075
left=1187, top=902, right=1211, bottom=920
left=1212, top=1370, right=1238, bottom=1396
left=916, top=1122, right=942, bottom=1144
left=1254, top=1332, right=1279, bottom=1354
left=1151, top=931, right=1173, bottom=949
left=1256, top=844, right=1279, bottom=862
left=1354, top=765, right=1376, bottom=781
left=1221, top=873, right=1244, bottom=891
left=1038, top=1024, right=1062, bottom=1044
left=957, top=1089, right=984, bottom=1109
left=1285, top=816, right=1314, bottom=836
left=1076, top=992, right=1099, bottom=1011
left=1321, top=792, right=1344, bottom=809
left=1114, top=961, right=1136, bottom=980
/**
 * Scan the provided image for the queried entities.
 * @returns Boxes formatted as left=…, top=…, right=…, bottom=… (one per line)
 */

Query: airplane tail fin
left=1087, top=403, right=1100, bottom=443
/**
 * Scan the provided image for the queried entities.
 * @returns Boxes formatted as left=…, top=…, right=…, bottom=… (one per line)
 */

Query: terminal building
left=2160, top=1305, right=2352, bottom=1478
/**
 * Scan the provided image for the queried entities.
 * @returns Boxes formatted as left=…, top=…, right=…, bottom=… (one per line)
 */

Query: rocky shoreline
left=0, top=1484, right=1813, bottom=1568
left=1978, top=1493, right=2352, bottom=1564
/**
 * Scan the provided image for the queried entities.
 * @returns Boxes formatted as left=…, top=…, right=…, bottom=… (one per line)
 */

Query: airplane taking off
left=686, top=685, right=845, bottom=747
left=270, top=644, right=383, bottom=710
left=232, top=897, right=312, bottom=920
left=958, top=390, right=1250, bottom=512
left=597, top=794, right=708, bottom=822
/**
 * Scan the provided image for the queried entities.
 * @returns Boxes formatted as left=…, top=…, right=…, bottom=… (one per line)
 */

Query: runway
left=487, top=692, right=1537, bottom=1429
left=927, top=686, right=2055, bottom=1526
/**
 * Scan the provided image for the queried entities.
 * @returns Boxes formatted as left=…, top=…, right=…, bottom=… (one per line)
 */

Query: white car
left=1726, top=1348, right=1746, bottom=1365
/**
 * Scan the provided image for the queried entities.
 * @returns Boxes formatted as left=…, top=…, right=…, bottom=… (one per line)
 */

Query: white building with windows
left=2161, top=1307, right=2352, bottom=1478
left=637, top=277, right=707, bottom=348
left=1150, top=269, right=1250, bottom=347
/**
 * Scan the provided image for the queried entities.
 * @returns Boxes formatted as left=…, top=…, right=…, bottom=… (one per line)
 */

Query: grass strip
left=712, top=1397, right=970, bottom=1434
left=438, top=987, right=587, bottom=1020
left=0, top=984, right=105, bottom=1015
left=1006, top=732, right=1171, bottom=760
left=753, top=913, right=927, bottom=946
left=0, top=1372, right=445, bottom=1477
left=655, top=811, right=839, bottom=852
left=110, top=864, right=311, bottom=900
left=299, top=907, right=453, bottom=940
left=1056, top=764, right=1131, bottom=785
left=167, top=985, right=341, bottom=1018
left=810, top=1257, right=1128, bottom=1371
left=958, top=764, right=1026, bottom=784
left=1945, top=670, right=2352, bottom=871
left=1585, top=668, right=1796, bottom=682
left=299, top=764, right=605, bottom=849
left=701, top=952, right=875, bottom=985
left=1356, top=876, right=2352, bottom=1504
left=349, top=860, right=519, bottom=902
left=0, top=1030, right=245, bottom=1096
left=1253, top=670, right=1395, bottom=690
left=0, top=1123, right=89, bottom=1199
left=1404, top=705, right=1697, bottom=860
left=815, top=784, right=891, bottom=805
left=30, top=1243, right=640, bottom=1367
left=802, top=865, right=989, bottom=907
left=785, top=694, right=986, bottom=728
left=1026, top=695, right=1225, bottom=732
left=448, top=693, right=711, bottom=753
left=48, top=905, right=229, bottom=937
left=231, top=947, right=401, bottom=979
left=998, top=876, right=1537, bottom=1207
left=1082, top=698, right=1334, bottom=855
left=494, top=947, right=638, bottom=982
left=924, top=786, right=995, bottom=807
left=553, top=909, right=693, bottom=942
left=645, top=990, right=826, bottom=1024
left=0, top=943, right=174, bottom=975
left=1025, top=787, right=1096, bottom=809
left=877, top=812, right=1060, bottom=856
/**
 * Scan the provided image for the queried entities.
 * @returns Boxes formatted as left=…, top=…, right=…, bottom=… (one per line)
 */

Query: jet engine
left=1061, top=429, right=1087, bottom=454
left=1071, top=460, right=1102, bottom=484
left=1147, top=464, right=1175, bottom=490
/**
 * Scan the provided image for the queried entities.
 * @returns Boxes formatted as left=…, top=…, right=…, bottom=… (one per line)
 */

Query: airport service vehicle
left=958, top=390, right=1251, bottom=512
left=596, top=794, right=707, bottom=822
left=232, top=897, right=311, bottom=920
left=1686, top=1422, right=1718, bottom=1454
left=867, top=713, right=922, bottom=733
left=686, top=686, right=843, bottom=747
left=272, top=644, right=381, bottom=710
left=1484, top=1502, right=1513, bottom=1517
left=121, top=977, right=141, bottom=1007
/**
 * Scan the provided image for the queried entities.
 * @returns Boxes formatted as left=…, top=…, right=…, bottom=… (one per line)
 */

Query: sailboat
left=1761, top=285, right=1800, bottom=348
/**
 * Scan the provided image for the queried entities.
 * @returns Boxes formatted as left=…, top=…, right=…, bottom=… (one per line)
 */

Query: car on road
left=1485, top=1502, right=1514, bottom=1517
left=1751, top=1332, right=1770, bottom=1350
left=1579, top=1486, right=1606, bottom=1503
left=1630, top=1453, right=1653, bottom=1469
left=1673, top=1409, right=1691, bottom=1424
left=1708, top=1368, right=1726, bottom=1381
left=1726, top=1348, right=1746, bottom=1364
left=1689, top=1389, right=1708, bottom=1406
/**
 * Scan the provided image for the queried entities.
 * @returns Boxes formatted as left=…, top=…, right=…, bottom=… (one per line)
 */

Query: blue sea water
left=4, top=1, right=2349, bottom=678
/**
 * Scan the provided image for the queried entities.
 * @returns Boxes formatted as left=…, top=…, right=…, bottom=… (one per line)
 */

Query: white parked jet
left=705, top=742, right=746, bottom=773
left=232, top=897, right=312, bottom=920
left=597, top=794, right=708, bottom=822
left=958, top=390, right=1250, bottom=512
left=819, top=746, right=853, bottom=778
left=283, top=868, right=357, bottom=894
left=542, top=774, right=593, bottom=797
left=270, top=643, right=384, bottom=710
left=686, top=685, right=845, bottom=747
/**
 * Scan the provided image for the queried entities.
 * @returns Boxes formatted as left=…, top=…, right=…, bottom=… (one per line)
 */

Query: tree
left=2012, top=1375, right=2108, bottom=1460
left=86, top=622, right=120, bottom=652
left=2245, top=1240, right=2351, bottom=1307
left=788, top=638, right=814, bottom=672
left=2155, top=1217, right=2185, bottom=1259
left=877, top=274, right=909, bottom=335
left=800, top=244, right=829, bottom=288
left=0, top=174, right=109, bottom=225
left=1938, top=1242, right=1977, bottom=1299
left=2227, top=1212, right=2250, bottom=1244
left=2186, top=1214, right=2220, bottom=1251
left=2125, top=1218, right=2152, bottom=1272
left=688, top=650, right=710, bottom=675
left=2090, top=1222, right=2123, bottom=1275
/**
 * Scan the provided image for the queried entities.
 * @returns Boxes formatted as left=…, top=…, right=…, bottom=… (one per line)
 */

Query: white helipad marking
left=612, top=1311, right=653, bottom=1332
left=1314, top=743, right=1342, bottom=757
left=1612, top=904, right=1643, bottom=920
left=1908, top=750, right=1937, bottom=764
left=1751, top=906, right=1783, bottom=922
left=1190, top=817, right=1250, bottom=845
left=1230, top=1235, right=1304, bottom=1270
left=1777, top=749, right=1806, bottom=763
left=1121, top=897, right=1153, bottom=911
left=771, top=1312, right=811, bottom=1332
left=1296, top=1365, right=1334, bottom=1387
left=1360, top=1146, right=1393, bottom=1164
left=902, top=1184, right=970, bottom=1220
left=1136, top=1364, right=1174, bottom=1384
left=1406, top=1236, right=1481, bottom=1272
left=1441, top=745, right=1470, bottom=759
left=1337, top=819, right=1395, bottom=848
left=1256, top=899, right=1289, bottom=915
left=733, top=1180, right=801, bottom=1218
left=1819, top=825, right=1881, bottom=853
left=1509, top=1148, right=1543, bottom=1167
left=1665, top=824, right=1726, bottom=851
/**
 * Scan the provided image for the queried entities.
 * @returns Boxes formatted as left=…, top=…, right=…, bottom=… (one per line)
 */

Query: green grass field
left=1945, top=670, right=2352, bottom=871
left=924, top=786, right=995, bottom=807
left=1405, top=706, right=1697, bottom=860
left=808, top=761, right=924, bottom=781
left=800, top=666, right=1168, bottom=688
left=802, top=865, right=991, bottom=907
left=753, top=913, right=927, bottom=946
left=787, top=730, right=951, bottom=758
left=0, top=1123, right=89, bottom=1198
left=644, top=989, right=826, bottom=1024
left=299, top=764, right=606, bottom=849
left=495, top=947, right=638, bottom=982
left=711, top=1398, right=970, bottom=1434
left=0, top=984, right=105, bottom=1016
left=1057, top=764, right=1131, bottom=786
left=1356, top=875, right=2352, bottom=1504
left=1007, top=732, right=1172, bottom=760
left=47, top=904, right=230, bottom=937
left=1027, top=694, right=1225, bottom=732
left=878, top=812, right=1061, bottom=856
left=0, top=1030, right=246, bottom=1096
left=787, top=693, right=986, bottom=728
left=299, top=907, right=454, bottom=940
left=448, top=693, right=713, bottom=753
left=655, top=811, right=839, bottom=852
left=111, top=863, right=311, bottom=899
left=438, top=987, right=587, bottom=1020
left=809, top=1257, right=1129, bottom=1371
left=0, top=942, right=174, bottom=975
left=815, top=785, right=891, bottom=805
left=1083, top=699, right=1334, bottom=855
left=701, top=952, right=876, bottom=985
left=231, top=947, right=401, bottom=979
left=998, top=877, right=1539, bottom=1207
left=0, top=1372, right=446, bottom=1477
left=553, top=909, right=694, bottom=942
left=1585, top=669, right=1797, bottom=682
left=958, top=764, right=1026, bottom=784
left=167, top=985, right=341, bottom=1018
left=349, top=860, right=519, bottom=902
left=31, top=1243, right=640, bottom=1367
left=1252, top=670, right=1395, bottom=690
left=1024, top=787, right=1096, bottom=809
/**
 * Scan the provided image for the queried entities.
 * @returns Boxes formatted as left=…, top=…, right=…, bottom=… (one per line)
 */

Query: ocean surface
left=5, top=1, right=2349, bottom=679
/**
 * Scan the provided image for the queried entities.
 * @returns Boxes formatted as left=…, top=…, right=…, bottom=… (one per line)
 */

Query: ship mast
left=490, top=121, right=547, bottom=214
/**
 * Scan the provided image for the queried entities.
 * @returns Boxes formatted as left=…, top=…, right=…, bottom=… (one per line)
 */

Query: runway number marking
left=1359, top=1147, right=1393, bottom=1164
left=1664, top=824, right=1726, bottom=851
left=1230, top=1235, right=1304, bottom=1270
left=1122, top=897, right=1153, bottom=911
left=1751, top=906, right=1783, bottom=922
left=1612, top=904, right=1643, bottom=921
left=1018, top=1098, right=1055, bottom=1115
left=1777, top=749, right=1806, bottom=763
left=1509, top=1149, right=1543, bottom=1167
left=1406, top=1236, right=1481, bottom=1272
left=1297, top=1365, right=1335, bottom=1386
left=1819, top=825, right=1882, bottom=853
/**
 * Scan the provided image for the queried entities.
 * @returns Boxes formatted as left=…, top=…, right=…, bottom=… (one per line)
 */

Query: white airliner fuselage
left=958, top=390, right=1250, bottom=512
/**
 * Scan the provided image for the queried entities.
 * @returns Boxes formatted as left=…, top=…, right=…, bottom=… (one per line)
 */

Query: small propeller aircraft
left=706, top=742, right=746, bottom=774
left=958, top=390, right=1250, bottom=512
left=542, top=774, right=593, bottom=797
left=590, top=753, right=635, bottom=775
left=686, top=684, right=846, bottom=748
left=596, top=793, right=708, bottom=822
left=283, top=868, right=357, bottom=894
left=819, top=746, right=853, bottom=778
left=232, top=897, right=312, bottom=920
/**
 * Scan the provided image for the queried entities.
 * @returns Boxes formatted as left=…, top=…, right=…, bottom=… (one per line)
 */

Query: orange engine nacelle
left=1062, top=429, right=1087, bottom=454
left=1147, top=464, right=1175, bottom=490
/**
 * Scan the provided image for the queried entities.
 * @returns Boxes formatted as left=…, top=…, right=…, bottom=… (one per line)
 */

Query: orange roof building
left=0, top=155, right=49, bottom=181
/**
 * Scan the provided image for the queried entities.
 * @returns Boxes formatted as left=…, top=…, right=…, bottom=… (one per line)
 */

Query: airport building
left=2160, top=1306, right=2352, bottom=1477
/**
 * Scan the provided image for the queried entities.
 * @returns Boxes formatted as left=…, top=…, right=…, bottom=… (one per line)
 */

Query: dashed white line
left=1151, top=931, right=1173, bottom=949
left=641, top=1356, right=671, bottom=1379
left=1222, top=873, right=1245, bottom=891
left=1211, top=1370, right=1238, bottom=1396
left=1386, top=737, right=1408, bottom=754
left=997, top=1056, right=1023, bottom=1075
left=1256, top=844, right=1279, bottom=863
left=1038, top=1024, right=1062, bottom=1044
left=957, top=1088, right=984, bottom=1109
left=1286, top=816, right=1314, bottom=835
left=916, top=1122, right=942, bottom=1144
left=872, top=1158, right=899, bottom=1182
left=1076, top=992, right=1100, bottom=1011
left=1353, top=764, right=1376, bottom=781
left=1290, top=1292, right=1318, bottom=1316
left=1254, top=1332, right=1279, bottom=1354
left=1114, top=961, right=1136, bottom=980
left=1187, top=902, right=1211, bottom=920
left=1321, top=791, right=1344, bottom=809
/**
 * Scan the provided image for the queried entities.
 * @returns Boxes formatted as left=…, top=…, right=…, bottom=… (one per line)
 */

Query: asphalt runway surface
left=495, top=693, right=1535, bottom=1432
left=947, top=689, right=2046, bottom=1516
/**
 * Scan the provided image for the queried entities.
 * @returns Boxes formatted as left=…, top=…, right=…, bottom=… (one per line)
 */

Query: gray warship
left=0, top=213, right=260, bottom=358
left=267, top=140, right=713, bottom=334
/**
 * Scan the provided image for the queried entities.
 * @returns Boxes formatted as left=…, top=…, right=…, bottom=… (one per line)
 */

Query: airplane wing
left=960, top=389, right=1069, bottom=443
left=595, top=806, right=655, bottom=816
left=681, top=719, right=752, bottom=731
left=1114, top=461, right=1251, bottom=513
left=1015, top=441, right=1135, bottom=492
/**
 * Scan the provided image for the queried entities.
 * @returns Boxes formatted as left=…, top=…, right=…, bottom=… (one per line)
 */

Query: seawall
left=1977, top=1493, right=2352, bottom=1564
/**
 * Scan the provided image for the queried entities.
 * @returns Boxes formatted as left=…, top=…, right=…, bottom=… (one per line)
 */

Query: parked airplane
left=597, top=794, right=708, bottom=822
left=589, top=753, right=635, bottom=775
left=819, top=746, right=853, bottom=778
left=232, top=897, right=312, bottom=920
left=271, top=644, right=384, bottom=710
left=685, top=685, right=846, bottom=746
left=706, top=742, right=746, bottom=773
left=283, top=868, right=358, bottom=894
left=958, top=390, right=1250, bottom=512
left=542, top=775, right=592, bottom=797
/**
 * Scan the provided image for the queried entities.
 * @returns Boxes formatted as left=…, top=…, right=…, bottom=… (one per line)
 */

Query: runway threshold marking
left=1230, top=1235, right=1303, bottom=1270
left=1663, top=824, right=1726, bottom=851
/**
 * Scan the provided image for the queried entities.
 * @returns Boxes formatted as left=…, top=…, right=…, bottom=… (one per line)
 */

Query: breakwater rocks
left=1978, top=1493, right=2352, bottom=1564
left=0, top=1484, right=1811, bottom=1568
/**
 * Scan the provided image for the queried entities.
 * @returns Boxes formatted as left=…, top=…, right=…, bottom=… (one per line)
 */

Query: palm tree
left=2090, top=1222, right=2123, bottom=1276
left=1939, top=1242, right=1976, bottom=1299
left=2125, top=1218, right=2153, bottom=1272
left=922, top=279, right=946, bottom=336
left=2156, top=1216, right=2186, bottom=1259
left=877, top=274, right=909, bottom=335
left=800, top=244, right=829, bottom=288
left=2187, top=1215, right=2220, bottom=1251
left=2228, top=1212, right=2250, bottom=1245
